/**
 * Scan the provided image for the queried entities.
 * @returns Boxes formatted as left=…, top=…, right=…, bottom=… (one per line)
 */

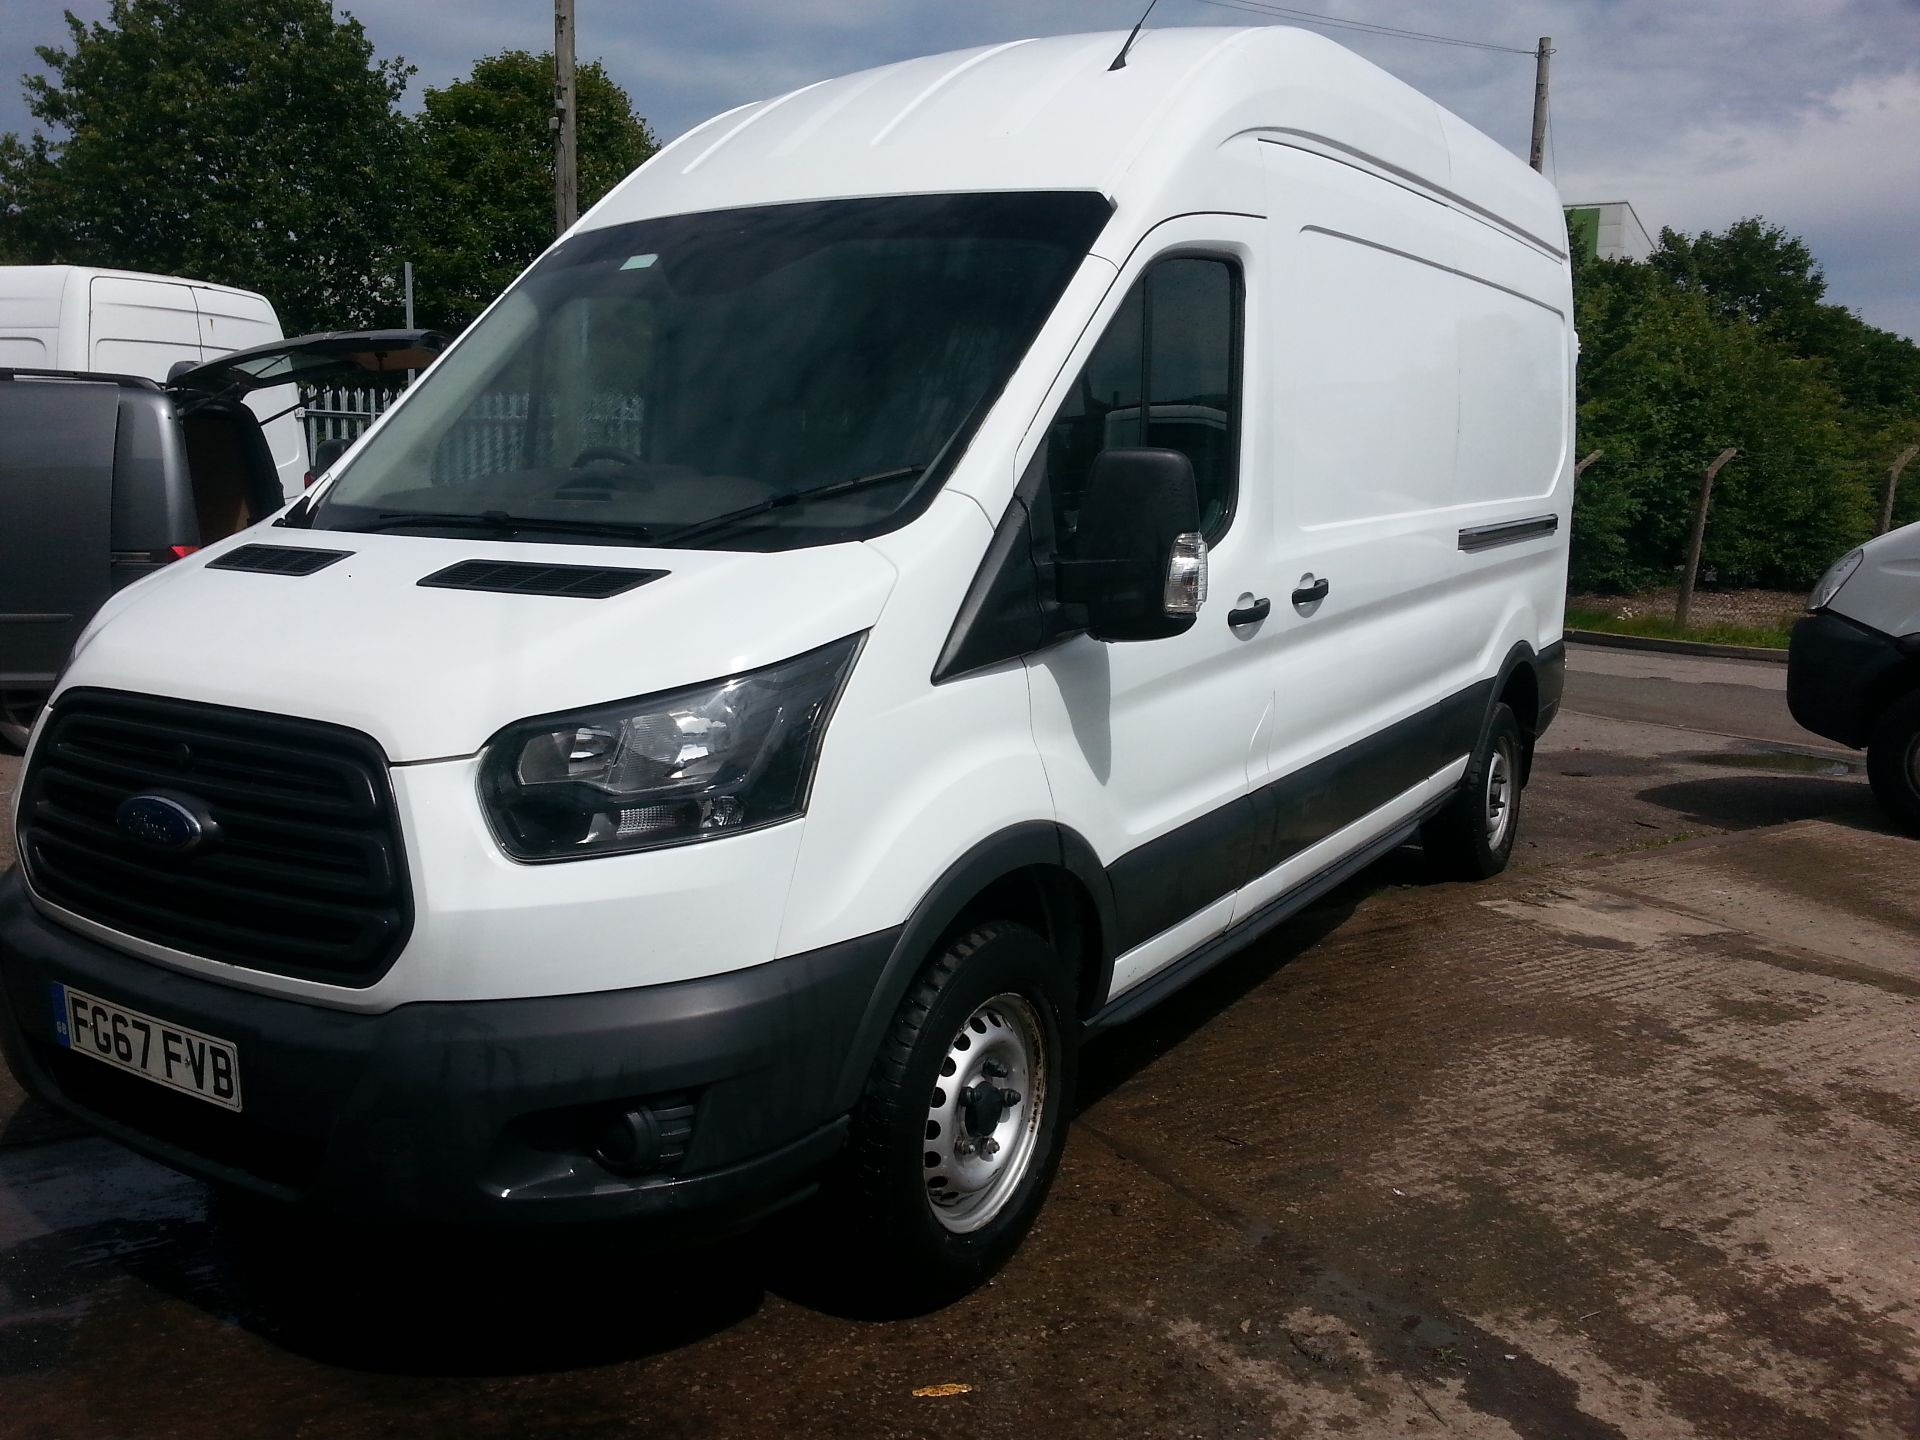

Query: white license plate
left=52, top=983, right=243, bottom=1112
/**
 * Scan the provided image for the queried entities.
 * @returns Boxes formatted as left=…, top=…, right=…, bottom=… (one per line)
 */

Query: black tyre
left=1866, top=689, right=1920, bottom=835
left=837, top=921, right=1077, bottom=1311
left=1422, top=701, right=1524, bottom=880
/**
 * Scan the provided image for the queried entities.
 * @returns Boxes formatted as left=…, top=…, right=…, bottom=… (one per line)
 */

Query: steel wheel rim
left=923, top=993, right=1047, bottom=1234
left=1485, top=744, right=1515, bottom=849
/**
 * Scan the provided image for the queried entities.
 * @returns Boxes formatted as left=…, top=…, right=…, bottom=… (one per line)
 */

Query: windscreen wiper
left=345, top=509, right=656, bottom=541
left=657, top=466, right=928, bottom=547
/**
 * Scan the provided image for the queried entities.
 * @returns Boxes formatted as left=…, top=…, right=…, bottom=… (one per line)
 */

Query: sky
left=3, top=0, right=1917, bottom=339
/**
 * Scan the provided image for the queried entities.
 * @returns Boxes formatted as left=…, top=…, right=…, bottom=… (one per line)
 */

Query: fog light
left=593, top=1106, right=664, bottom=1175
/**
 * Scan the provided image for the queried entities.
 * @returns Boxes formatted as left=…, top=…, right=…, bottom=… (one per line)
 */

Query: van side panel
left=0, top=381, right=120, bottom=685
left=1233, top=143, right=1570, bottom=918
left=87, top=276, right=205, bottom=378
left=0, top=277, right=62, bottom=367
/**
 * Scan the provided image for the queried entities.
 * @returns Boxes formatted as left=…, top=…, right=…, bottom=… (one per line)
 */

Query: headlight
left=479, top=634, right=863, bottom=860
left=1807, top=549, right=1863, bottom=612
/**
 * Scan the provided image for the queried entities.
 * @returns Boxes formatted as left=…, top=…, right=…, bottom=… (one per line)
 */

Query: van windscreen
left=306, top=192, right=1112, bottom=551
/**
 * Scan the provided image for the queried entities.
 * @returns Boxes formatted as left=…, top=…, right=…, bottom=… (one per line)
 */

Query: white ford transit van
left=0, top=29, right=1573, bottom=1303
left=0, top=265, right=310, bottom=497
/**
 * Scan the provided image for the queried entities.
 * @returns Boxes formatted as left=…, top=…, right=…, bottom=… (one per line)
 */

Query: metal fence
left=299, top=385, right=647, bottom=477
left=300, top=383, right=401, bottom=457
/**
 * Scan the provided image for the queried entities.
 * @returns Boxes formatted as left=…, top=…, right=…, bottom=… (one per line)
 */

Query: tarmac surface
left=1, top=644, right=1916, bottom=1439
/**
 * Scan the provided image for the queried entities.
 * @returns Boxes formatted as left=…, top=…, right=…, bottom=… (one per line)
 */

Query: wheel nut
left=983, top=1060, right=1009, bottom=1079
left=982, top=1138, right=1000, bottom=1157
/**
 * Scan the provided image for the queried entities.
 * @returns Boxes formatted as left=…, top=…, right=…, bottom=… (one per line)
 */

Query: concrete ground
left=1, top=645, right=1916, bottom=1439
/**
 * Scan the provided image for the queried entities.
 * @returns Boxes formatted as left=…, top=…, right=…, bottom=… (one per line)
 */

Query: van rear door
left=165, top=329, right=446, bottom=397
left=192, top=286, right=307, bottom=498
left=87, top=275, right=205, bottom=378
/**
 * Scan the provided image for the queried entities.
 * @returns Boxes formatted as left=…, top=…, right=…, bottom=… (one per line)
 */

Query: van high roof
left=0, top=264, right=273, bottom=305
left=586, top=26, right=1564, bottom=259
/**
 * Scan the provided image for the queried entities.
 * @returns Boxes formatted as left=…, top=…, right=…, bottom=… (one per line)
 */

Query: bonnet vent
left=417, top=559, right=667, bottom=598
left=206, top=544, right=352, bottom=575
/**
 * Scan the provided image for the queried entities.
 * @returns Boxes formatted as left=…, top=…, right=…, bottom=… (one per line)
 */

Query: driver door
left=1023, top=216, right=1281, bottom=1002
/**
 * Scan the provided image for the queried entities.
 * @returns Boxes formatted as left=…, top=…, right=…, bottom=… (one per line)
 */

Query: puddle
left=1690, top=750, right=1858, bottom=777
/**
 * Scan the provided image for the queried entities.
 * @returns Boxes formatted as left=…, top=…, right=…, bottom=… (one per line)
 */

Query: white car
left=0, top=27, right=1574, bottom=1306
left=1790, top=521, right=1920, bottom=830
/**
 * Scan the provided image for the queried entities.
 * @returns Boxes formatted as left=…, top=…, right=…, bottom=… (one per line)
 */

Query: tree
left=1651, top=217, right=1827, bottom=331
left=406, top=51, right=658, bottom=331
left=1650, top=217, right=1920, bottom=414
left=1570, top=216, right=1920, bottom=593
left=0, top=0, right=416, bottom=333
left=1572, top=247, right=1868, bottom=591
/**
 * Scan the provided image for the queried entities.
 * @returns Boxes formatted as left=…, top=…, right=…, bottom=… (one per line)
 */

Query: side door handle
left=1227, top=597, right=1271, bottom=627
left=1291, top=576, right=1330, bottom=608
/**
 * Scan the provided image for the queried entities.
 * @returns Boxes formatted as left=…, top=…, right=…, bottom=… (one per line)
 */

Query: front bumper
left=0, top=872, right=896, bottom=1226
left=1787, top=611, right=1911, bottom=749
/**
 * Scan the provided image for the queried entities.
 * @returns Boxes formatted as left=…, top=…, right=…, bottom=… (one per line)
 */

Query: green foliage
left=1563, top=608, right=1793, bottom=651
left=1651, top=217, right=1826, bottom=329
left=408, top=51, right=658, bottom=332
left=0, top=0, right=415, bottom=332
left=0, top=12, right=659, bottom=338
left=1573, top=221, right=1920, bottom=593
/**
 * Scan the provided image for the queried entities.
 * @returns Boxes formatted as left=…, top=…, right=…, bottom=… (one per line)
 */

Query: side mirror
left=1055, top=447, right=1207, bottom=642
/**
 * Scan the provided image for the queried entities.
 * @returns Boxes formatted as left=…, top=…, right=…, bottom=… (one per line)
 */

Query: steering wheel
left=570, top=445, right=647, bottom=469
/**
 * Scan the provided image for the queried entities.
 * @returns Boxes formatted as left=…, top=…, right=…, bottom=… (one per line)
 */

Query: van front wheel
left=1422, top=701, right=1524, bottom=880
left=838, top=921, right=1076, bottom=1310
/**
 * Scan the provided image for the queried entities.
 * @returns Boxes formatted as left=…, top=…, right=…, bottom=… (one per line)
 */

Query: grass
left=1564, top=606, right=1793, bottom=651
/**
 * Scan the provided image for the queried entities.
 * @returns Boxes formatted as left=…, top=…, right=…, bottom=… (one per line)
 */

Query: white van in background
left=0, top=265, right=308, bottom=495
left=0, top=28, right=1573, bottom=1308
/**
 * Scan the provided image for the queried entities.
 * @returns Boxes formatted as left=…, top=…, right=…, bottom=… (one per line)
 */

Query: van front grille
left=17, top=690, right=412, bottom=985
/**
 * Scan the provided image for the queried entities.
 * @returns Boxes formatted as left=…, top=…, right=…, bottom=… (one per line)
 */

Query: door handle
left=1291, top=577, right=1330, bottom=607
left=1227, top=597, right=1271, bottom=627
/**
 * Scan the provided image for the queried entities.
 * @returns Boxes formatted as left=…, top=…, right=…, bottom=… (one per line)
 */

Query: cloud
left=1584, top=68, right=1920, bottom=337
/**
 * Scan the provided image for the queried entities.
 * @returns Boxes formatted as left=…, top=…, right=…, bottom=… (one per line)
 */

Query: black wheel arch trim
left=1488, top=638, right=1561, bottom=737
left=832, top=821, right=1115, bottom=1112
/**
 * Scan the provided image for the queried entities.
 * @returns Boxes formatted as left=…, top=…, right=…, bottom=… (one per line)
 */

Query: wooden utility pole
left=1528, top=37, right=1551, bottom=172
left=1880, top=444, right=1919, bottom=534
left=1574, top=449, right=1603, bottom=479
left=1675, top=448, right=1738, bottom=630
left=553, top=0, right=578, bottom=237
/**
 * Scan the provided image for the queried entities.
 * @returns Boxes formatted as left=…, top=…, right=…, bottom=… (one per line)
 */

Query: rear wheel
left=1866, top=690, right=1920, bottom=834
left=1422, top=702, right=1524, bottom=880
left=835, top=921, right=1076, bottom=1311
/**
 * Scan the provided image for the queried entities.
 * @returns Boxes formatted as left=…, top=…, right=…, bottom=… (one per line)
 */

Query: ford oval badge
left=115, top=794, right=210, bottom=853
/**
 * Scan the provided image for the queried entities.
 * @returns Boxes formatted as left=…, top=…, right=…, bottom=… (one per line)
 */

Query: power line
left=1184, top=0, right=1537, bottom=57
